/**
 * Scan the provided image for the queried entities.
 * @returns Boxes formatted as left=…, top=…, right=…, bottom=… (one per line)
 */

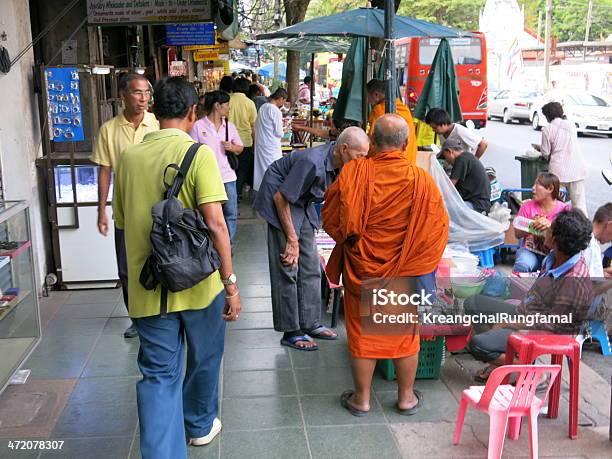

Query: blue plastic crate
left=471, top=248, right=496, bottom=268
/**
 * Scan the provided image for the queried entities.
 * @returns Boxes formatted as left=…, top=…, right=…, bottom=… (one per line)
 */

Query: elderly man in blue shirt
left=254, top=127, right=369, bottom=350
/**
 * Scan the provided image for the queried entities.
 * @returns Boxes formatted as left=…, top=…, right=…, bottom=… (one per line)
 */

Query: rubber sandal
left=474, top=366, right=495, bottom=383
left=340, top=390, right=369, bottom=417
left=280, top=335, right=318, bottom=351
left=305, top=325, right=338, bottom=341
left=396, top=389, right=423, bottom=416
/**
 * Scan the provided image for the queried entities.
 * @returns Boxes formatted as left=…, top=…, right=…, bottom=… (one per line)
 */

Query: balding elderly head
left=331, top=126, right=370, bottom=167
left=371, top=114, right=409, bottom=154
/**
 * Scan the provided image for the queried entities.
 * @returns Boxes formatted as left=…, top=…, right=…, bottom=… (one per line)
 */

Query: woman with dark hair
left=219, top=75, right=234, bottom=93
left=513, top=172, right=570, bottom=272
left=248, top=83, right=268, bottom=111
left=534, top=101, right=588, bottom=214
left=190, top=90, right=244, bottom=243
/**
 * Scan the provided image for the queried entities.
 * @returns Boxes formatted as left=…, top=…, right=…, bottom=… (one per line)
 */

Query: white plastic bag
left=417, top=152, right=509, bottom=251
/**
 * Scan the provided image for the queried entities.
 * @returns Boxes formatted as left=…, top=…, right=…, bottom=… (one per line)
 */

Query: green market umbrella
left=332, top=37, right=367, bottom=125
left=413, top=38, right=462, bottom=122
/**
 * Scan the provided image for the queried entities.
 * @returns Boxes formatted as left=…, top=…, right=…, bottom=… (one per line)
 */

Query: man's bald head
left=333, top=126, right=369, bottom=167
left=372, top=114, right=409, bottom=153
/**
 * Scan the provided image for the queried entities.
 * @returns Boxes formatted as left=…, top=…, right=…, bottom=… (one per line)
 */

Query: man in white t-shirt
left=425, top=108, right=488, bottom=159
left=253, top=88, right=288, bottom=191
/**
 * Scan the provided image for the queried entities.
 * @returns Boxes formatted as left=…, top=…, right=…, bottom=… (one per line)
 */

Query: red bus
left=395, top=33, right=488, bottom=128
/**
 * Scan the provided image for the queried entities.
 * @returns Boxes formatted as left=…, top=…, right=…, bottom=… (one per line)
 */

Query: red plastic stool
left=504, top=332, right=581, bottom=439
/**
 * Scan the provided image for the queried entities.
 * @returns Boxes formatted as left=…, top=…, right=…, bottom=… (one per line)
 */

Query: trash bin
left=514, top=155, right=549, bottom=199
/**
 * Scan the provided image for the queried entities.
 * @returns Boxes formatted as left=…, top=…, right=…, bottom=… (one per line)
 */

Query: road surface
left=478, top=120, right=612, bottom=216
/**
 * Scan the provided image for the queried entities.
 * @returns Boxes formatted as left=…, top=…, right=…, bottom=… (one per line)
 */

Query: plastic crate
left=471, top=248, right=496, bottom=268
left=377, top=336, right=446, bottom=381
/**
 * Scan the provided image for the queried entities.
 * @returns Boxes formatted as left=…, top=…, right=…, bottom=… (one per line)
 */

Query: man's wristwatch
left=222, top=273, right=237, bottom=285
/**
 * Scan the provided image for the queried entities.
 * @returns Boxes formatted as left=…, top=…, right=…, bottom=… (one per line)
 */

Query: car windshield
left=565, top=94, right=609, bottom=107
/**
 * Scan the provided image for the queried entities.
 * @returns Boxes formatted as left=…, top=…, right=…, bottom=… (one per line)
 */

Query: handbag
left=225, top=120, right=240, bottom=170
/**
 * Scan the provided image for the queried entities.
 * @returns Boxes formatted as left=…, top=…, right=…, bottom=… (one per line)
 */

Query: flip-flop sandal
left=474, top=366, right=495, bottom=383
left=340, top=390, right=369, bottom=417
left=305, top=325, right=338, bottom=341
left=280, top=335, right=319, bottom=351
left=396, top=389, right=423, bottom=416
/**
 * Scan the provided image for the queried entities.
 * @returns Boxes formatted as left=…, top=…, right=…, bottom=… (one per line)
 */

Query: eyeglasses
left=129, top=90, right=152, bottom=97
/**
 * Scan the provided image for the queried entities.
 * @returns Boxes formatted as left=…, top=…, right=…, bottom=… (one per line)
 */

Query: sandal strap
left=286, top=334, right=313, bottom=344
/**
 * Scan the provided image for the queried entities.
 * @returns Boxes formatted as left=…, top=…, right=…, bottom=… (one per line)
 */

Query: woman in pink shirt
left=513, top=172, right=569, bottom=272
left=190, top=90, right=244, bottom=243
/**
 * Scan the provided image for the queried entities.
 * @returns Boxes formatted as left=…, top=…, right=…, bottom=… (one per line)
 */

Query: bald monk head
left=371, top=114, right=409, bottom=154
left=331, top=126, right=370, bottom=168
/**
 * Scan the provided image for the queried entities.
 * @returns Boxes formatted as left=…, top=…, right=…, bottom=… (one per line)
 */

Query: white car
left=530, top=92, right=612, bottom=137
left=488, top=90, right=541, bottom=124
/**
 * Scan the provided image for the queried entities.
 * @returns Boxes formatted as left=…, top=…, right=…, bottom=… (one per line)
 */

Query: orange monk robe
left=368, top=98, right=417, bottom=165
left=322, top=151, right=449, bottom=359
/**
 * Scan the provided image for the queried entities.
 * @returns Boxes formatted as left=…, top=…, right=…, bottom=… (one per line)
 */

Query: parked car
left=530, top=91, right=612, bottom=137
left=488, top=90, right=542, bottom=124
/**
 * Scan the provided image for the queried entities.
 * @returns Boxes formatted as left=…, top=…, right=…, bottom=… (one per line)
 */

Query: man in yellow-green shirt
left=90, top=73, right=159, bottom=338
left=228, top=77, right=257, bottom=198
left=113, top=77, right=242, bottom=457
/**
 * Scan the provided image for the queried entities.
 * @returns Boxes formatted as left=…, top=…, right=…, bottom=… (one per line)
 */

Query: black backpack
left=139, top=143, right=221, bottom=317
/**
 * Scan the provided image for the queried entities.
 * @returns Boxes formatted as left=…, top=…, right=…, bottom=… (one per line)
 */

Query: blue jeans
left=222, top=181, right=238, bottom=244
left=513, top=247, right=544, bottom=273
left=134, top=292, right=226, bottom=459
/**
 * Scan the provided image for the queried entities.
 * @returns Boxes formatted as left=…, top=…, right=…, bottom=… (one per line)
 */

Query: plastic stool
left=471, top=248, right=496, bottom=268
left=588, top=320, right=612, bottom=356
left=504, top=333, right=581, bottom=439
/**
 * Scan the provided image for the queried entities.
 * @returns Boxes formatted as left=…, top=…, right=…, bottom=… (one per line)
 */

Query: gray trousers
left=267, top=223, right=321, bottom=332
left=114, top=226, right=129, bottom=312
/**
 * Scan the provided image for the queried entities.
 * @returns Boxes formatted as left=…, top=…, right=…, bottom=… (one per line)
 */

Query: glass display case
left=0, top=201, right=41, bottom=393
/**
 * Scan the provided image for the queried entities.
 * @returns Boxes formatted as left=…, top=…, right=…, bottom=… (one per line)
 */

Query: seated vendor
left=466, top=208, right=594, bottom=381
left=438, top=139, right=491, bottom=214
left=513, top=172, right=569, bottom=273
left=593, top=203, right=612, bottom=279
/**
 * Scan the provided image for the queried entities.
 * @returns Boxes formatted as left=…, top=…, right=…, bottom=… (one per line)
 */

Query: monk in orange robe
left=322, top=114, right=448, bottom=416
left=366, top=79, right=417, bottom=165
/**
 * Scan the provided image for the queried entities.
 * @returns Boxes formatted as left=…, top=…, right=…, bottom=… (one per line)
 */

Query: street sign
left=86, top=0, right=212, bottom=25
left=166, top=23, right=215, bottom=46
left=61, top=40, right=77, bottom=65
left=185, top=43, right=230, bottom=53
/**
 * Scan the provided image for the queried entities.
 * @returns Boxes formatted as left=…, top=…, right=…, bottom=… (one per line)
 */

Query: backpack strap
left=166, top=142, right=201, bottom=198
left=160, top=142, right=200, bottom=318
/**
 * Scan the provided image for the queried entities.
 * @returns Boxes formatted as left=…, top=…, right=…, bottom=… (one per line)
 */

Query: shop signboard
left=86, top=0, right=212, bottom=25
left=193, top=50, right=228, bottom=62
left=169, top=60, right=188, bottom=77
left=165, top=23, right=215, bottom=46
left=45, top=67, right=85, bottom=142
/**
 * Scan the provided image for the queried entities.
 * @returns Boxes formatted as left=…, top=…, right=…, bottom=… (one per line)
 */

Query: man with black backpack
left=113, top=77, right=242, bottom=458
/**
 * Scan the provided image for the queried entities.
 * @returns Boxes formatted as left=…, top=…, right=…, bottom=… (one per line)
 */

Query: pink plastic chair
left=454, top=364, right=561, bottom=459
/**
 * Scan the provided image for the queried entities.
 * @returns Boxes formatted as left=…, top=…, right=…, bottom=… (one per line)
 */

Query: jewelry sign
left=86, top=0, right=212, bottom=25
left=45, top=67, right=84, bottom=142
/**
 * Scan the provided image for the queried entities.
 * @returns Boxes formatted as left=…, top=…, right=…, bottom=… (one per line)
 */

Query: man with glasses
left=90, top=73, right=159, bottom=338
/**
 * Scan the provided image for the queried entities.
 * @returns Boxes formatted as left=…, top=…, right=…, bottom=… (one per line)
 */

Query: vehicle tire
left=577, top=131, right=584, bottom=137
left=531, top=113, right=541, bottom=131
left=503, top=109, right=512, bottom=124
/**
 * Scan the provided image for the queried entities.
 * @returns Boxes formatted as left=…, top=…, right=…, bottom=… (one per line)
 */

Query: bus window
left=418, top=37, right=482, bottom=66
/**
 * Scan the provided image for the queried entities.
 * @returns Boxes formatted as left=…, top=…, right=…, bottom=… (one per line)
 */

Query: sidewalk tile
left=300, top=394, right=386, bottom=426
left=220, top=428, right=309, bottom=459
left=223, top=348, right=290, bottom=372
left=221, top=396, right=301, bottom=431
left=53, top=302, right=117, bottom=319
left=227, top=312, right=273, bottom=330
left=294, top=367, right=355, bottom=395
left=81, top=350, right=140, bottom=378
left=52, top=402, right=137, bottom=438
left=65, top=289, right=121, bottom=305
left=69, top=377, right=139, bottom=404
left=224, top=329, right=281, bottom=349
left=308, top=425, right=401, bottom=459
left=223, top=370, right=296, bottom=398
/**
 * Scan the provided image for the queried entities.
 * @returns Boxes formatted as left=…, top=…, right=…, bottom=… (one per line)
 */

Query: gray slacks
left=267, top=223, right=321, bottom=332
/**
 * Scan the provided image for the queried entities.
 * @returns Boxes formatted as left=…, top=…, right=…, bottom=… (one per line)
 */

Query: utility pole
left=583, top=0, right=593, bottom=62
left=384, top=0, right=395, bottom=113
left=273, top=0, right=281, bottom=84
left=543, top=0, right=552, bottom=89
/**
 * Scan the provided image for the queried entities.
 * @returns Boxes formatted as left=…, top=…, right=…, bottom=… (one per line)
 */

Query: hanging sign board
left=169, top=60, right=188, bottom=77
left=186, top=43, right=230, bottom=54
left=45, top=67, right=85, bottom=142
left=165, top=23, right=215, bottom=46
left=86, top=0, right=212, bottom=25
left=193, top=50, right=228, bottom=62
left=182, top=32, right=225, bottom=51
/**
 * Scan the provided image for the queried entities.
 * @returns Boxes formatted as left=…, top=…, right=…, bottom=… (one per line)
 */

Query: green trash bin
left=514, top=155, right=549, bottom=199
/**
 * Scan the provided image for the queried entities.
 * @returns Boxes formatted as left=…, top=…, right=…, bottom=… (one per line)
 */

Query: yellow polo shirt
left=113, top=129, right=227, bottom=318
left=90, top=111, right=160, bottom=170
left=229, top=92, right=257, bottom=147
